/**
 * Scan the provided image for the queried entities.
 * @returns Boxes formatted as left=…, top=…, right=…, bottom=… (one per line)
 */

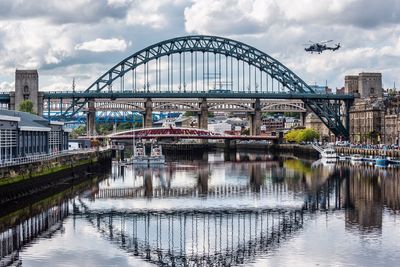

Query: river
left=1, top=151, right=400, bottom=267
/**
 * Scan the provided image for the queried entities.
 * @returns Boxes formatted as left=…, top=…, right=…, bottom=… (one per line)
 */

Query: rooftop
left=0, top=109, right=52, bottom=131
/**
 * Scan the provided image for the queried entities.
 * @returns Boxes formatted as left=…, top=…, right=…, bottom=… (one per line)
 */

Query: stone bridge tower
left=9, top=69, right=44, bottom=115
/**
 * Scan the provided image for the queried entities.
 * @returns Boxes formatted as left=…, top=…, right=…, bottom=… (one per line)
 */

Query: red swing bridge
left=92, top=127, right=279, bottom=141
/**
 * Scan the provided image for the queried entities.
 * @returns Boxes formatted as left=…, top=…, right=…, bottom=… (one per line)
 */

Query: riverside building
left=0, top=109, right=70, bottom=163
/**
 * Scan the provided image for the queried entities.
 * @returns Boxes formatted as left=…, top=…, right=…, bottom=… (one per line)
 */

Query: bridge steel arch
left=60, top=35, right=352, bottom=138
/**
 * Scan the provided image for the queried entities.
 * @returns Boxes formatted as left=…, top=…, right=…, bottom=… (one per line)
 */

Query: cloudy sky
left=0, top=0, right=399, bottom=92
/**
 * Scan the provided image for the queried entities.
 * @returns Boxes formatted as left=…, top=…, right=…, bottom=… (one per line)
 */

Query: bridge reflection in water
left=0, top=201, right=69, bottom=266
left=77, top=206, right=303, bottom=266
left=2, top=156, right=400, bottom=266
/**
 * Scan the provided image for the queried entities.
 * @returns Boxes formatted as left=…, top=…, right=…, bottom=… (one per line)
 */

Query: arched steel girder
left=261, top=103, right=306, bottom=112
left=208, top=102, right=253, bottom=112
left=85, top=35, right=313, bottom=94
left=62, top=35, right=350, bottom=138
left=153, top=102, right=199, bottom=112
left=94, top=102, right=144, bottom=112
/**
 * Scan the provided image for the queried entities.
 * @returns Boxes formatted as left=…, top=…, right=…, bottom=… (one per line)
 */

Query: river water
left=1, top=151, right=400, bottom=267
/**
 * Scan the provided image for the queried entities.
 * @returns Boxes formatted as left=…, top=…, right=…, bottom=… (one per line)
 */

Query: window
left=23, top=85, right=30, bottom=100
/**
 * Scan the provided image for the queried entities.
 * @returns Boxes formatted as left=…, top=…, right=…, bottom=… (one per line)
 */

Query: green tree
left=69, top=125, right=86, bottom=138
left=18, top=100, right=34, bottom=114
left=283, top=112, right=300, bottom=119
left=284, top=128, right=319, bottom=143
left=183, top=111, right=196, bottom=117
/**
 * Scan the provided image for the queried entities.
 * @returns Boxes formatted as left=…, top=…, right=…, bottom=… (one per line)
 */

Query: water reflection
left=1, top=152, right=400, bottom=266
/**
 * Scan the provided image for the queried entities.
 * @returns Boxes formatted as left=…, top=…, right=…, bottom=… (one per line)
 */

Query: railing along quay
left=0, top=148, right=108, bottom=169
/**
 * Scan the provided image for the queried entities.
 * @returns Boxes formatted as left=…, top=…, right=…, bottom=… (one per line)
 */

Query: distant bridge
left=104, top=127, right=279, bottom=141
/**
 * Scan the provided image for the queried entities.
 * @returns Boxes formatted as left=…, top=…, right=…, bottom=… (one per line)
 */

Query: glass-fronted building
left=0, top=110, right=70, bottom=163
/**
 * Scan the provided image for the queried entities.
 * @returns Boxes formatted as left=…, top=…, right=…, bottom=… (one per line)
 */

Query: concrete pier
left=144, top=98, right=153, bottom=128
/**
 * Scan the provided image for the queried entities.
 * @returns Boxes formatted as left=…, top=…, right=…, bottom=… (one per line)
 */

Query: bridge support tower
left=300, top=112, right=306, bottom=126
left=144, top=98, right=153, bottom=128
left=248, top=98, right=261, bottom=135
left=87, top=100, right=96, bottom=136
left=11, top=70, right=44, bottom=115
left=198, top=98, right=208, bottom=130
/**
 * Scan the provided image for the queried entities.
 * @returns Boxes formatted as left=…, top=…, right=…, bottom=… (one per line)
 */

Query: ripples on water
left=1, top=151, right=400, bottom=267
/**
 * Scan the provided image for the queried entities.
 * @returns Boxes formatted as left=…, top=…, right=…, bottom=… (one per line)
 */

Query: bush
left=284, top=128, right=319, bottom=143
left=18, top=100, right=34, bottom=114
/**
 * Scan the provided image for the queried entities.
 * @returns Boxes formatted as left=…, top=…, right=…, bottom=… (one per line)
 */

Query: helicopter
left=304, top=40, right=341, bottom=54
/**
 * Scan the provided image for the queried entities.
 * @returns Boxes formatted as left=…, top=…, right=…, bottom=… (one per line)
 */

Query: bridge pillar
left=198, top=98, right=208, bottom=130
left=144, top=98, right=153, bottom=128
left=248, top=99, right=261, bottom=136
left=300, top=112, right=306, bottom=126
left=198, top=164, right=209, bottom=195
left=87, top=100, right=96, bottom=136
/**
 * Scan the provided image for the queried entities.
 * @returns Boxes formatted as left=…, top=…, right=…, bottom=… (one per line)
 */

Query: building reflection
left=341, top=166, right=395, bottom=233
left=97, top=153, right=400, bottom=243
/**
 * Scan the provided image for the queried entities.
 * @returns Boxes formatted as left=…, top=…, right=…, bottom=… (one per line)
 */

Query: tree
left=69, top=125, right=86, bottom=139
left=183, top=111, right=196, bottom=117
left=18, top=100, right=34, bottom=114
left=284, top=128, right=319, bottom=143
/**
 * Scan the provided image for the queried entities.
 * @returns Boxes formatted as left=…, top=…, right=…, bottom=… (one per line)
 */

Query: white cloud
left=0, top=0, right=399, bottom=92
left=126, top=0, right=188, bottom=29
left=107, top=0, right=132, bottom=7
left=0, top=81, right=14, bottom=91
left=185, top=0, right=280, bottom=35
left=75, top=38, right=129, bottom=53
left=0, top=19, right=74, bottom=70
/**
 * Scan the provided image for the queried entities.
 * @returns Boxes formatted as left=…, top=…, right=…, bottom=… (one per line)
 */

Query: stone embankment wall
left=0, top=150, right=111, bottom=182
left=0, top=150, right=112, bottom=207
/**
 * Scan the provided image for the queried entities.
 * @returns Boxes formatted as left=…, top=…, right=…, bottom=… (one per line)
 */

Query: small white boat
left=320, top=147, right=337, bottom=159
left=148, top=142, right=165, bottom=164
left=130, top=141, right=149, bottom=164
left=338, top=154, right=347, bottom=161
left=350, top=154, right=363, bottom=162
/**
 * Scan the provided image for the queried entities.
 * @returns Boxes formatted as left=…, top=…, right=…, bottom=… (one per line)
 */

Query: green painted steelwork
left=43, top=91, right=354, bottom=100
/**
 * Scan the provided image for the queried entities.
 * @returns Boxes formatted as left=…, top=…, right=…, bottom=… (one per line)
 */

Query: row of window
left=0, top=129, right=69, bottom=161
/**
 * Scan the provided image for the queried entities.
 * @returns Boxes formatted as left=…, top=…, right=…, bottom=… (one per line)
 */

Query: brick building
left=347, top=73, right=385, bottom=144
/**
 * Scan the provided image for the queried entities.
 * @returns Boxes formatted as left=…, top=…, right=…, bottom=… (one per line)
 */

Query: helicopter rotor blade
left=320, top=40, right=333, bottom=44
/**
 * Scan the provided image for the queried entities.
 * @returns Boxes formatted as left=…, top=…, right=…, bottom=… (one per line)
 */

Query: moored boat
left=320, top=147, right=337, bottom=159
left=375, top=157, right=388, bottom=168
left=130, top=140, right=148, bottom=164
left=350, top=154, right=363, bottom=163
left=149, top=142, right=165, bottom=164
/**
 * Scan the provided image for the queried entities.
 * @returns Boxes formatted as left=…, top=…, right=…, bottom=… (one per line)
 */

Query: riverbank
left=0, top=150, right=112, bottom=209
